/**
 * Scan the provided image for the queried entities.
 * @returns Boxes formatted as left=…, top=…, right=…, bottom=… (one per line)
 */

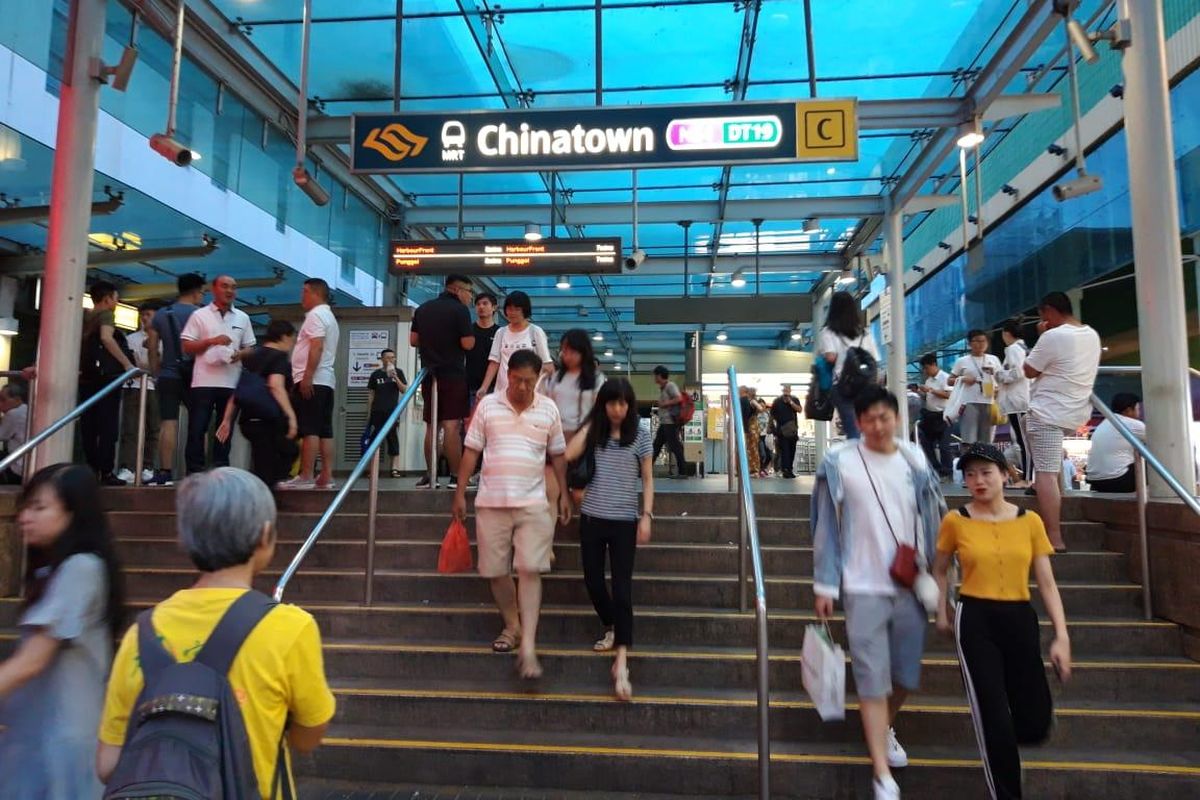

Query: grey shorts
left=1027, top=415, right=1071, bottom=474
left=843, top=591, right=927, bottom=699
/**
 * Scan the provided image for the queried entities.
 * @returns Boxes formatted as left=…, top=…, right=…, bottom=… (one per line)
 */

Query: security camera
left=624, top=248, right=646, bottom=270
left=1066, top=18, right=1100, bottom=64
left=1052, top=171, right=1103, bottom=202
left=293, top=166, right=330, bottom=206
left=149, top=133, right=194, bottom=167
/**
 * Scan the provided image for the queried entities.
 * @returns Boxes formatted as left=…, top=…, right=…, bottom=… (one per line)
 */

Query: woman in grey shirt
left=0, top=464, right=124, bottom=799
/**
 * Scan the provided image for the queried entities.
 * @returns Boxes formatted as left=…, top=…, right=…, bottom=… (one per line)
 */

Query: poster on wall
left=683, top=391, right=704, bottom=444
left=350, top=329, right=390, bottom=349
left=349, top=348, right=385, bottom=388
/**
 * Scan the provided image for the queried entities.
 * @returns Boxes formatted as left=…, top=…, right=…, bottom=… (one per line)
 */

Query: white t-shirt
left=996, top=340, right=1030, bottom=415
left=1025, top=323, right=1102, bottom=429
left=179, top=304, right=256, bottom=389
left=817, top=328, right=879, bottom=379
left=923, top=370, right=951, bottom=412
left=488, top=323, right=552, bottom=394
left=0, top=403, right=28, bottom=476
left=123, top=329, right=159, bottom=391
left=541, top=370, right=605, bottom=433
left=951, top=353, right=1003, bottom=406
left=837, top=444, right=918, bottom=597
left=1062, top=458, right=1077, bottom=490
left=292, top=304, right=340, bottom=388
left=1087, top=416, right=1146, bottom=480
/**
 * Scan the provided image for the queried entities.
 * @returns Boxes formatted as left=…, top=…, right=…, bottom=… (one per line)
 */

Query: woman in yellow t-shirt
left=932, top=443, right=1072, bottom=800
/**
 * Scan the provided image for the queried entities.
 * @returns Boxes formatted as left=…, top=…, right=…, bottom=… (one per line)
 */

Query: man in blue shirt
left=146, top=273, right=205, bottom=485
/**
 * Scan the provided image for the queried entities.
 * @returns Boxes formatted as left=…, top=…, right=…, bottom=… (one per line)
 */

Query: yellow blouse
left=936, top=508, right=1054, bottom=601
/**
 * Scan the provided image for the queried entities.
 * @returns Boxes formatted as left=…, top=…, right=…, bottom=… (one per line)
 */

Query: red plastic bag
left=438, top=518, right=474, bottom=574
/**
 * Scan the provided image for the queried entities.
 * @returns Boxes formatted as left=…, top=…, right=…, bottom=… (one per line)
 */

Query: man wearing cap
left=1086, top=393, right=1145, bottom=493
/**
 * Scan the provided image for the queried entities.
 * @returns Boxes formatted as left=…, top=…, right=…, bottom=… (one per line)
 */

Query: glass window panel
left=601, top=4, right=741, bottom=90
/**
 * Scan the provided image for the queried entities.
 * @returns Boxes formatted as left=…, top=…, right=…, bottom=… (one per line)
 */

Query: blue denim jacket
left=812, top=439, right=948, bottom=599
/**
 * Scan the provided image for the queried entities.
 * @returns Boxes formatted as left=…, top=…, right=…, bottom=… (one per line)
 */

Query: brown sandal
left=491, top=628, right=520, bottom=653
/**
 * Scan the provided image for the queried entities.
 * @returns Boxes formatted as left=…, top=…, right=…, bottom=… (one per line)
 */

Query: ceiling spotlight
left=592, top=331, right=604, bottom=342
left=1001, top=184, right=1019, bottom=196
left=555, top=274, right=571, bottom=289
left=1066, top=17, right=1100, bottom=65
left=955, top=118, right=985, bottom=149
left=730, top=269, right=747, bottom=288
left=1047, top=143, right=1068, bottom=157
left=803, top=217, right=820, bottom=232
left=604, top=348, right=614, bottom=358
left=938, top=241, right=952, bottom=250
left=524, top=223, right=542, bottom=241
left=790, top=330, right=802, bottom=341
left=716, top=330, right=728, bottom=342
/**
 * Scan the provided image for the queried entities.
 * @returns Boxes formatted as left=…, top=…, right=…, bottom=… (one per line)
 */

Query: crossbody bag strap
left=856, top=445, right=917, bottom=552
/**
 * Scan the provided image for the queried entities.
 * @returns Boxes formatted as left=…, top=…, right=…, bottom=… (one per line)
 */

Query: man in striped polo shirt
left=453, top=348, right=571, bottom=679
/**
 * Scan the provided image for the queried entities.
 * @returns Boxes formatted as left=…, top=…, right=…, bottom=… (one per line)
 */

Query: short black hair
left=303, top=277, right=330, bottom=301
left=966, top=328, right=988, bottom=342
left=88, top=280, right=118, bottom=305
left=919, top=352, right=938, bottom=367
left=138, top=301, right=161, bottom=313
left=503, top=291, right=533, bottom=320
left=380, top=348, right=395, bottom=357
left=445, top=274, right=472, bottom=288
left=1111, top=392, right=1141, bottom=414
left=507, top=348, right=543, bottom=374
left=2, top=382, right=27, bottom=402
left=854, top=385, right=900, bottom=418
left=1002, top=318, right=1023, bottom=337
left=177, top=273, right=205, bottom=295
left=1039, top=291, right=1073, bottom=315
left=475, top=291, right=498, bottom=305
left=653, top=365, right=670, bottom=379
left=264, top=319, right=296, bottom=343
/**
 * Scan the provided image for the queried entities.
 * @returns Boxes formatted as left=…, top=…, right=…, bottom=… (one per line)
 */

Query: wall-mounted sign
left=389, top=237, right=622, bottom=276
left=353, top=99, right=858, bottom=173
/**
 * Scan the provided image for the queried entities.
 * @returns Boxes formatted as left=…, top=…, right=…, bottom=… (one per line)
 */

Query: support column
left=884, top=209, right=909, bottom=434
left=1119, top=0, right=1195, bottom=495
left=33, top=0, right=107, bottom=466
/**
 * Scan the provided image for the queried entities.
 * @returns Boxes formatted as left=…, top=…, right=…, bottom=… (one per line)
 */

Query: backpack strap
left=136, top=607, right=178, bottom=681
left=194, top=590, right=277, bottom=676
left=958, top=506, right=972, bottom=518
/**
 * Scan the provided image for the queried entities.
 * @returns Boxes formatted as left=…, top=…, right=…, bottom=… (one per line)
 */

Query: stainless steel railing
left=274, top=368, right=427, bottom=605
left=725, top=365, right=770, bottom=800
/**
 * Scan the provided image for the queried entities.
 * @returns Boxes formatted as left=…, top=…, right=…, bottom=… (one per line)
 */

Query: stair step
left=295, top=724, right=1200, bottom=798
left=298, top=781, right=732, bottom=800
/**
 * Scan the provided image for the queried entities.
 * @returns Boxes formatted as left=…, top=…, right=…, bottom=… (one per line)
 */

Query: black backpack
left=836, top=335, right=878, bottom=397
left=235, top=364, right=282, bottom=421
left=80, top=325, right=134, bottom=382
left=103, top=591, right=293, bottom=800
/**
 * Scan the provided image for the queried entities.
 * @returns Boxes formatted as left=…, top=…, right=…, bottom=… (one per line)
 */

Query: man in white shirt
left=948, top=329, right=1003, bottom=444
left=813, top=385, right=947, bottom=800
left=916, top=353, right=953, bottom=480
left=283, top=279, right=340, bottom=490
left=117, top=303, right=161, bottom=483
left=180, top=275, right=256, bottom=474
left=0, top=383, right=28, bottom=484
left=1023, top=292, right=1101, bottom=550
left=1088, top=393, right=1145, bottom=493
left=453, top=349, right=571, bottom=681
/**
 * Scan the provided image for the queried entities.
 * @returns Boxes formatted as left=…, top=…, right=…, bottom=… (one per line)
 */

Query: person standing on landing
left=475, top=291, right=554, bottom=400
left=542, top=329, right=604, bottom=512
left=565, top=378, right=653, bottom=701
left=933, top=443, right=1072, bottom=800
left=365, top=349, right=409, bottom=478
left=770, top=385, right=802, bottom=479
left=916, top=353, right=953, bottom=481
left=996, top=320, right=1032, bottom=486
left=146, top=273, right=205, bottom=486
left=818, top=290, right=880, bottom=440
left=284, top=278, right=340, bottom=490
left=949, top=329, right=1004, bottom=445
left=466, top=291, right=500, bottom=406
left=812, top=386, right=947, bottom=800
left=651, top=366, right=688, bottom=477
left=453, top=349, right=571, bottom=679
left=1022, top=292, right=1101, bottom=551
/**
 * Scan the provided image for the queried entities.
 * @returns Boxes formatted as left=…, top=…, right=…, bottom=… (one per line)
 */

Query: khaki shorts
left=475, top=504, right=555, bottom=578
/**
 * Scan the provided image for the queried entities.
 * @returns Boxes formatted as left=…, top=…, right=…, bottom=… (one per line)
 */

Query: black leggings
left=580, top=514, right=638, bottom=647
left=955, top=596, right=1053, bottom=800
left=1008, top=413, right=1031, bottom=481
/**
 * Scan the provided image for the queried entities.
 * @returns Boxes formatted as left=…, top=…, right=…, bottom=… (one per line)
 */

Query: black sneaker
left=99, top=472, right=127, bottom=487
left=147, top=469, right=174, bottom=486
left=447, top=476, right=458, bottom=489
left=416, top=475, right=435, bottom=489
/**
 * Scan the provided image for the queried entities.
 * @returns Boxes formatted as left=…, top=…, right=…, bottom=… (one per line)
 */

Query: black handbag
left=567, top=446, right=595, bottom=490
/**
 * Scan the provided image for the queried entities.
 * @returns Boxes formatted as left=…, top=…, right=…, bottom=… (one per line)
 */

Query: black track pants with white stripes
left=955, top=596, right=1054, bottom=799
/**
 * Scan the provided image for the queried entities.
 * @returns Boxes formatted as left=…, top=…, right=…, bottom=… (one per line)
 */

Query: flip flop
left=491, top=628, right=520, bottom=653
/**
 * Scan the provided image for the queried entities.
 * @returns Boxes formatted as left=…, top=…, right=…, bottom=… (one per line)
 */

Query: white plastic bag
left=802, top=623, right=846, bottom=721
left=942, top=380, right=967, bottom=424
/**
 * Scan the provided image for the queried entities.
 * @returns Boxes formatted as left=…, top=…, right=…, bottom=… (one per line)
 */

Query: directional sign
left=389, top=238, right=622, bottom=276
left=353, top=99, right=859, bottom=173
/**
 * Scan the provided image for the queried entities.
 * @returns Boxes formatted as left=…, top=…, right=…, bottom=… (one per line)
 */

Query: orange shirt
left=937, top=508, right=1053, bottom=601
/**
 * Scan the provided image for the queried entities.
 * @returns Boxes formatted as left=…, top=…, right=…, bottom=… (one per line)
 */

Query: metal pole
left=884, top=208, right=909, bottom=434
left=726, top=396, right=735, bottom=491
left=755, top=590, right=770, bottom=800
left=133, top=373, right=148, bottom=486
left=1119, top=0, right=1196, bottom=494
left=23, top=375, right=37, bottom=480
left=958, top=147, right=971, bottom=247
left=365, top=447, right=381, bottom=605
left=594, top=0, right=602, bottom=106
left=428, top=377, right=438, bottom=488
left=803, top=0, right=817, bottom=98
left=393, top=0, right=403, bottom=113
left=33, top=0, right=107, bottom=468
left=457, top=173, right=465, bottom=239
left=738, top=492, right=748, bottom=613
left=166, top=0, right=185, bottom=136
left=1134, top=452, right=1152, bottom=620
left=973, top=143, right=985, bottom=239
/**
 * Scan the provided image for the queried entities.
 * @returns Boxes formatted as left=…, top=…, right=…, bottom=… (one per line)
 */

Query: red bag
left=438, top=518, right=473, bottom=574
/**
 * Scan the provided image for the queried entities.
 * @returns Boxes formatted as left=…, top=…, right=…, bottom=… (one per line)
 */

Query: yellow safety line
left=319, top=737, right=1200, bottom=776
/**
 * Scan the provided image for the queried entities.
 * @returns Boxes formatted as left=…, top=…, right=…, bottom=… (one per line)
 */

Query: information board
left=390, top=238, right=621, bottom=277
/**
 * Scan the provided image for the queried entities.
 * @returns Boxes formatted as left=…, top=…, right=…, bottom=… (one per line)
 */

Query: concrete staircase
left=3, top=486, right=1199, bottom=798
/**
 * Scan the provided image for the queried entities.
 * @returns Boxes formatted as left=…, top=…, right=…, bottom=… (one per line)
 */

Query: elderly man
left=97, top=468, right=335, bottom=799
left=771, top=385, right=802, bottom=478
left=453, top=349, right=570, bottom=680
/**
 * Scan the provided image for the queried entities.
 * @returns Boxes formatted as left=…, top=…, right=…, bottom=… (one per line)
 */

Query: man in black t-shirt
left=366, top=348, right=409, bottom=475
left=770, top=385, right=803, bottom=479
left=410, top=274, right=476, bottom=488
left=466, top=291, right=499, bottom=406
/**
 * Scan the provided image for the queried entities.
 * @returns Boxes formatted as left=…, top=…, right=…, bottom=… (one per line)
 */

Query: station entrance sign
left=353, top=99, right=857, bottom=173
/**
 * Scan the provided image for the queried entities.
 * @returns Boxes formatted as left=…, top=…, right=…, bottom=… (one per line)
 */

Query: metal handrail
left=274, top=367, right=427, bottom=604
left=725, top=366, right=770, bottom=800
left=0, top=366, right=142, bottom=475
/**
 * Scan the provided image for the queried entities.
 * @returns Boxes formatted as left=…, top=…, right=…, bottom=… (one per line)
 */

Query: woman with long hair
left=542, top=329, right=604, bottom=511
left=817, top=290, right=880, bottom=439
left=565, top=379, right=654, bottom=701
left=0, top=464, right=125, bottom=798
left=475, top=290, right=554, bottom=398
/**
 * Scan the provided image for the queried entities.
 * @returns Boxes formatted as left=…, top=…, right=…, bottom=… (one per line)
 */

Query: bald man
left=180, top=275, right=256, bottom=473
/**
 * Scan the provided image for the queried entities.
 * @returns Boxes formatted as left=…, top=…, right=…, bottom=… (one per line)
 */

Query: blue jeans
left=834, top=388, right=860, bottom=439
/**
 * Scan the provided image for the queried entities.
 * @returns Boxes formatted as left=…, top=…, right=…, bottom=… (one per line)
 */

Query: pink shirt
left=465, top=393, right=566, bottom=508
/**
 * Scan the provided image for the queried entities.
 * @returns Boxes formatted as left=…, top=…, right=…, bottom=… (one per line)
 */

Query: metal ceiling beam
left=0, top=239, right=219, bottom=275
left=0, top=193, right=125, bottom=227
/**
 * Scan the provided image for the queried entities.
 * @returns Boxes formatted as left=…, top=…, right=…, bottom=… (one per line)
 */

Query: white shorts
left=1026, top=416, right=1071, bottom=473
left=475, top=504, right=555, bottom=578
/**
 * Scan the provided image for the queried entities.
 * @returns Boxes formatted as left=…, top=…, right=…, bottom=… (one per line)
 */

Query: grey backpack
left=103, top=591, right=292, bottom=800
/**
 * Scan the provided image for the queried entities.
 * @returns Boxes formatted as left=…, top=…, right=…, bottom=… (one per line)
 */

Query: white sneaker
left=873, top=774, right=900, bottom=800
left=886, top=727, right=908, bottom=769
left=141, top=469, right=155, bottom=483
left=115, top=468, right=135, bottom=482
left=277, top=477, right=316, bottom=490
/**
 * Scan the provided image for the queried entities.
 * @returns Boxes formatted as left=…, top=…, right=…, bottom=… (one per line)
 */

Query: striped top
left=580, top=428, right=652, bottom=521
left=465, top=393, right=566, bottom=508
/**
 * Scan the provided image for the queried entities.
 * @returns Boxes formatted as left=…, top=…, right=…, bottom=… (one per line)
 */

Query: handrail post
left=133, top=373, right=149, bottom=486
left=726, top=396, right=735, bottom=492
left=23, top=374, right=37, bottom=481
left=365, top=446, right=381, bottom=606
left=739, top=481, right=748, bottom=613
left=428, top=377, right=439, bottom=489
left=1134, top=453, right=1152, bottom=620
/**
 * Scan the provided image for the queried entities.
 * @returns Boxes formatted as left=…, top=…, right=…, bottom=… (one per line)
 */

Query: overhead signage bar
left=353, top=99, right=858, bottom=173
left=389, top=237, right=622, bottom=277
